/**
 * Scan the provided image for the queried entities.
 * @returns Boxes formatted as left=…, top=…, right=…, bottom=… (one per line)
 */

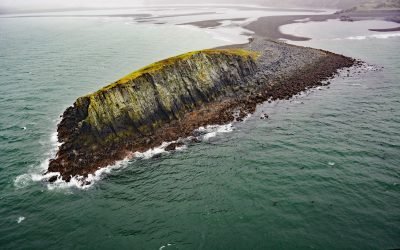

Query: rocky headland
left=47, top=39, right=356, bottom=182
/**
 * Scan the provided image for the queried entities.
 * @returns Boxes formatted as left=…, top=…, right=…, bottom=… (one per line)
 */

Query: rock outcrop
left=48, top=39, right=356, bottom=182
left=48, top=49, right=259, bottom=180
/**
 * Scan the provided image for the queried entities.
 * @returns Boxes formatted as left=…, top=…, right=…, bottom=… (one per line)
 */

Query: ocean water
left=1, top=13, right=400, bottom=249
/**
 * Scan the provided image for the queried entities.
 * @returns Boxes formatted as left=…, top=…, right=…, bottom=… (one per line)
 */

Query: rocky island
left=47, top=39, right=356, bottom=182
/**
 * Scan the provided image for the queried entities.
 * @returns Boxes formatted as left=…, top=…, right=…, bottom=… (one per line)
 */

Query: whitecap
left=17, top=216, right=25, bottom=224
left=370, top=33, right=400, bottom=39
left=45, top=123, right=233, bottom=189
left=346, top=35, right=367, bottom=40
left=41, top=140, right=185, bottom=190
left=46, top=158, right=131, bottom=190
left=159, top=243, right=173, bottom=250
left=328, top=162, right=335, bottom=166
left=134, top=142, right=170, bottom=159
left=241, top=114, right=252, bottom=122
left=195, top=123, right=233, bottom=141
left=14, top=156, right=54, bottom=189
left=14, top=174, right=32, bottom=189
left=364, top=65, right=380, bottom=71
left=14, top=129, right=60, bottom=189
left=345, top=33, right=400, bottom=40
left=17, top=121, right=233, bottom=190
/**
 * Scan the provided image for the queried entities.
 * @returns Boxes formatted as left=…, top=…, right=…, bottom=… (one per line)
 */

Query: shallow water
left=280, top=19, right=400, bottom=41
left=1, top=11, right=400, bottom=250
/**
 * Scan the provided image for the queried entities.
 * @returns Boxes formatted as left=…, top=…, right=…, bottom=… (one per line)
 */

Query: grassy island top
left=88, top=48, right=259, bottom=95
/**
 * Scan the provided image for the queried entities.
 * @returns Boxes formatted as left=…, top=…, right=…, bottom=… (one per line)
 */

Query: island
left=47, top=39, right=356, bottom=183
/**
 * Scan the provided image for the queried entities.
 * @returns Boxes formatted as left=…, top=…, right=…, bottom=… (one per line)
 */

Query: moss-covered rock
left=48, top=40, right=356, bottom=182
left=50, top=49, right=260, bottom=179
left=70, top=49, right=258, bottom=142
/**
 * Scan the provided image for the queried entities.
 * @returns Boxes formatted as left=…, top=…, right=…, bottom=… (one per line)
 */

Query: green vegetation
left=91, top=49, right=259, bottom=94
left=72, top=48, right=259, bottom=137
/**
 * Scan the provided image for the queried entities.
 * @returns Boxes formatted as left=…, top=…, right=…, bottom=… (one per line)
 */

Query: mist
left=0, top=0, right=366, bottom=13
left=0, top=0, right=145, bottom=12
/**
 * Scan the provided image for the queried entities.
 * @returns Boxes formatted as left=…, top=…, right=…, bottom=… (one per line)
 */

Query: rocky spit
left=47, top=39, right=357, bottom=183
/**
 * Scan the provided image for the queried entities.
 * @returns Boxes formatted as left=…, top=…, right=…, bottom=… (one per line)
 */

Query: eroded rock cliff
left=48, top=39, right=356, bottom=182
left=48, top=49, right=260, bottom=180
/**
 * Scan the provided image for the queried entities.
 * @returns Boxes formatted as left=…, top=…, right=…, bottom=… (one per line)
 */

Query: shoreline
left=369, top=26, right=400, bottom=32
left=179, top=18, right=247, bottom=28
left=5, top=7, right=399, bottom=42
left=46, top=6, right=398, bottom=184
left=183, top=10, right=400, bottom=41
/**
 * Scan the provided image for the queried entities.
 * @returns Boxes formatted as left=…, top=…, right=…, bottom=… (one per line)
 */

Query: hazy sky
left=0, top=0, right=365, bottom=12
left=0, top=0, right=145, bottom=11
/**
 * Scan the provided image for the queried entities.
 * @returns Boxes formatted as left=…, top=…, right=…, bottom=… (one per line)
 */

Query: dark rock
left=47, top=38, right=356, bottom=183
left=48, top=175, right=58, bottom=183
left=165, top=142, right=184, bottom=151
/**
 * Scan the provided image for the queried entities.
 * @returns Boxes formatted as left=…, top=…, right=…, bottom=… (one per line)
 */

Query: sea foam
left=344, top=33, right=400, bottom=40
left=17, top=216, right=25, bottom=224
left=15, top=123, right=234, bottom=190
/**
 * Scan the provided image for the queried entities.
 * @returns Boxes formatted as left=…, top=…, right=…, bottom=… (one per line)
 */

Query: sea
left=0, top=5, right=399, bottom=249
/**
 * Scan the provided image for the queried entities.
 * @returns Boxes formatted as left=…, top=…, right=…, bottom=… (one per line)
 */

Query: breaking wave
left=14, top=123, right=234, bottom=190
left=343, top=33, right=400, bottom=40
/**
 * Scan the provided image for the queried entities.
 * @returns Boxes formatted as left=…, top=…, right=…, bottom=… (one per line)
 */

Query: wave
left=46, top=158, right=132, bottom=190
left=14, top=57, right=366, bottom=191
left=14, top=123, right=234, bottom=190
left=159, top=243, right=173, bottom=250
left=17, top=216, right=25, bottom=224
left=195, top=123, right=234, bottom=140
left=343, top=33, right=400, bottom=40
left=14, top=131, right=59, bottom=189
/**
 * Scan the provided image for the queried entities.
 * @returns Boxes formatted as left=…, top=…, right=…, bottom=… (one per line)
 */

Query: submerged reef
left=48, top=39, right=355, bottom=182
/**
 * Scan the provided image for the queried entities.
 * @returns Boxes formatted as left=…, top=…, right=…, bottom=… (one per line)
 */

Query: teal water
left=0, top=16, right=399, bottom=249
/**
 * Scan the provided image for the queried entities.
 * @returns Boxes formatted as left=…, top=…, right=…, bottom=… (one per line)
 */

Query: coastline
left=183, top=10, right=400, bottom=41
left=369, top=26, right=400, bottom=32
left=44, top=5, right=399, bottom=183
left=2, top=5, right=400, bottom=250
left=179, top=18, right=247, bottom=28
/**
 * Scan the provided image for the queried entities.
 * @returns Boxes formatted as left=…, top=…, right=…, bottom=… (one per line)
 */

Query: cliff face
left=49, top=49, right=259, bottom=179
left=48, top=40, right=356, bottom=183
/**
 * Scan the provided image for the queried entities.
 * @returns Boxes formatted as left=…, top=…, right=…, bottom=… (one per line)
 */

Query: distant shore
left=4, top=6, right=399, bottom=42
left=369, top=26, right=400, bottom=32
left=183, top=9, right=400, bottom=41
